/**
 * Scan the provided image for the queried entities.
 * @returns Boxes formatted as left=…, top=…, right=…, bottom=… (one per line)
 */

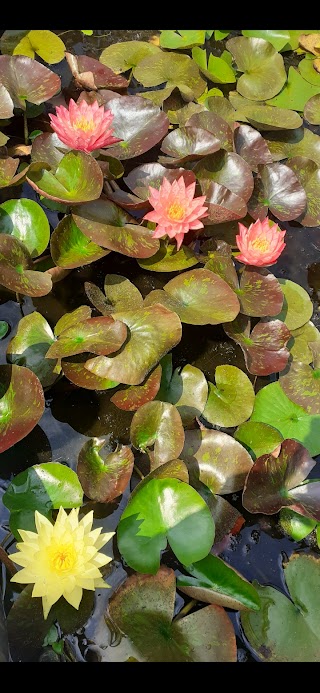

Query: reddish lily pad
left=138, top=242, right=198, bottom=273
left=6, top=312, right=58, bottom=388
left=279, top=361, right=320, bottom=414
left=99, top=41, right=160, bottom=74
left=100, top=95, right=169, bottom=160
left=194, top=151, right=254, bottom=203
left=54, top=306, right=92, bottom=337
left=304, top=94, right=320, bottom=124
left=224, top=315, right=291, bottom=376
left=201, top=180, right=247, bottom=224
left=133, top=52, right=206, bottom=102
left=159, top=126, right=221, bottom=165
left=161, top=364, right=208, bottom=426
left=286, top=156, right=320, bottom=227
left=31, top=132, right=70, bottom=170
left=226, top=36, right=286, bottom=100
left=242, top=438, right=320, bottom=520
left=46, top=316, right=127, bottom=359
left=50, top=215, right=109, bottom=269
left=203, top=365, right=255, bottom=428
left=27, top=151, right=103, bottom=204
left=111, top=365, right=162, bottom=411
left=0, top=54, right=61, bottom=108
left=72, top=198, right=160, bottom=258
left=0, top=234, right=52, bottom=297
left=61, top=355, right=119, bottom=391
left=0, top=84, right=14, bottom=118
left=77, top=437, right=134, bottom=503
left=109, top=567, right=236, bottom=662
left=234, top=124, right=273, bottom=172
left=247, top=162, right=307, bottom=222
left=124, top=163, right=196, bottom=202
left=186, top=111, right=234, bottom=152
left=144, top=268, right=240, bottom=325
left=0, top=364, right=44, bottom=453
left=85, top=304, right=182, bottom=386
left=65, top=52, right=129, bottom=90
left=273, top=279, right=314, bottom=331
left=181, top=428, right=253, bottom=495
left=130, top=401, right=185, bottom=469
left=0, top=157, right=27, bottom=189
left=234, top=422, right=283, bottom=460
left=0, top=199, right=50, bottom=258
left=208, top=494, right=244, bottom=545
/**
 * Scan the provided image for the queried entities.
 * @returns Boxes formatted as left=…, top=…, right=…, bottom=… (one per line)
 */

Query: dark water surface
left=0, top=29, right=320, bottom=663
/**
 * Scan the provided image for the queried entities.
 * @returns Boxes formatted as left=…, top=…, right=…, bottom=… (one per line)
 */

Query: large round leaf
left=46, top=316, right=127, bottom=359
left=77, top=438, right=134, bottom=503
left=0, top=54, right=61, bottom=108
left=234, top=103, right=302, bottom=131
left=237, top=266, right=284, bottom=318
left=241, top=554, right=320, bottom=662
left=109, top=567, right=236, bottom=662
left=61, top=355, right=119, bottom=391
left=0, top=84, right=13, bottom=118
left=6, top=311, right=58, bottom=388
left=248, top=162, right=307, bottom=222
left=159, top=126, right=221, bottom=165
left=130, top=401, right=185, bottom=469
left=111, top=364, right=162, bottom=411
left=299, top=57, right=320, bottom=86
left=201, top=180, right=247, bottom=224
left=203, top=365, right=255, bottom=427
left=181, top=428, right=253, bottom=495
left=234, top=421, right=283, bottom=460
left=144, top=268, right=240, bottom=325
left=66, top=52, right=129, bottom=90
left=264, top=127, right=320, bottom=167
left=187, top=111, right=234, bottom=152
left=279, top=361, right=320, bottom=414
left=161, top=30, right=206, bottom=50
left=194, top=151, right=254, bottom=203
left=226, top=36, right=286, bottom=100
left=117, top=478, right=215, bottom=573
left=138, top=242, right=198, bottom=273
left=289, top=321, right=320, bottom=365
left=286, top=156, right=320, bottom=227
left=124, top=163, right=196, bottom=202
left=50, top=215, right=109, bottom=269
left=224, top=315, right=291, bottom=376
left=162, top=364, right=208, bottom=426
left=0, top=364, right=44, bottom=454
left=192, top=47, right=236, bottom=84
left=133, top=52, right=206, bottom=102
left=250, top=381, right=320, bottom=457
left=31, top=132, right=69, bottom=170
left=99, top=40, right=160, bottom=73
left=27, top=151, right=103, bottom=204
left=234, top=124, right=273, bottom=172
left=85, top=304, right=182, bottom=385
left=12, top=30, right=65, bottom=63
left=266, top=67, right=320, bottom=110
left=0, top=235, right=52, bottom=297
left=0, top=157, right=28, bottom=189
left=241, top=29, right=291, bottom=52
left=85, top=275, right=143, bottom=316
left=273, top=279, right=314, bottom=331
left=0, top=199, right=50, bottom=258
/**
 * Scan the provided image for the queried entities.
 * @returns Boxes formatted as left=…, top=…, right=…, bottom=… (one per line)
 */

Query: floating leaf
left=177, top=554, right=261, bottom=611
left=117, top=478, right=214, bottom=573
left=160, top=30, right=206, bottom=50
left=234, top=124, right=273, bottom=172
left=237, top=266, right=284, bottom=318
left=160, top=364, right=208, bottom=426
left=0, top=235, right=52, bottom=297
left=203, top=365, right=255, bottom=427
left=280, top=508, right=317, bottom=541
left=130, top=401, right=184, bottom=469
left=27, top=150, right=103, bottom=204
left=50, top=215, right=109, bottom=269
left=247, top=162, right=306, bottom=222
left=194, top=151, right=254, bottom=203
left=226, top=36, right=286, bottom=100
left=0, top=84, right=14, bottom=118
left=299, top=57, right=320, bottom=86
left=289, top=321, right=320, bottom=364
left=0, top=157, right=28, bottom=189
left=66, top=52, right=128, bottom=90
left=267, top=67, right=320, bottom=110
left=200, top=180, right=247, bottom=223
left=192, top=47, right=236, bottom=84
left=264, top=127, right=320, bottom=167
left=234, top=422, right=283, bottom=460
left=31, top=132, right=69, bottom=170
left=85, top=304, right=182, bottom=386
left=138, top=242, right=198, bottom=273
left=234, top=103, right=302, bottom=131
left=77, top=438, right=134, bottom=503
left=209, top=494, right=244, bottom=544
left=273, top=279, right=313, bottom=331
left=46, top=316, right=127, bottom=359
left=241, top=30, right=291, bottom=52
left=109, top=567, right=236, bottom=662
left=250, top=381, right=320, bottom=457
left=159, top=126, right=221, bottom=165
left=124, top=163, right=196, bottom=202
left=61, top=354, right=119, bottom=391
left=241, top=554, right=320, bottom=662
left=0, top=54, right=61, bottom=108
left=6, top=312, right=58, bottom=388
left=0, top=321, right=9, bottom=339
left=304, top=94, right=320, bottom=124
left=279, top=361, right=320, bottom=414
left=100, top=41, right=160, bottom=74
left=286, top=156, right=320, bottom=227
left=13, top=30, right=65, bottom=64
left=54, top=306, right=92, bottom=336
left=134, top=52, right=206, bottom=102
left=0, top=364, right=44, bottom=454
left=111, top=365, right=162, bottom=411
left=167, top=101, right=206, bottom=126
left=224, top=315, right=291, bottom=376
left=181, top=428, right=253, bottom=495
left=0, top=199, right=50, bottom=258
left=187, top=111, right=234, bottom=152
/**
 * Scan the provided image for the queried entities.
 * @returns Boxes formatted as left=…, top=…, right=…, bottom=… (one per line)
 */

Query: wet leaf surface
left=130, top=400, right=185, bottom=469
left=0, top=364, right=44, bottom=454
left=234, top=421, right=283, bottom=460
left=27, top=151, right=103, bottom=204
left=187, top=111, right=234, bottom=152
left=159, top=363, right=208, bottom=426
left=224, top=315, right=291, bottom=376
left=0, top=54, right=61, bottom=108
left=248, top=162, right=307, bottom=221
left=50, top=215, right=109, bottom=269
left=6, top=311, right=58, bottom=388
left=203, top=364, right=255, bottom=427
left=133, top=52, right=206, bottom=102
left=0, top=199, right=50, bottom=259
left=77, top=437, right=134, bottom=502
left=101, top=95, right=169, bottom=159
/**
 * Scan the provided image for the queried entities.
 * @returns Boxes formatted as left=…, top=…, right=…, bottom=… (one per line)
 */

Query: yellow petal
left=35, top=511, right=53, bottom=535
left=32, top=581, right=48, bottom=598
left=11, top=568, right=36, bottom=584
left=80, top=511, right=94, bottom=534
left=63, top=585, right=82, bottom=610
left=94, top=532, right=115, bottom=550
left=42, top=587, right=64, bottom=619
left=92, top=553, right=112, bottom=568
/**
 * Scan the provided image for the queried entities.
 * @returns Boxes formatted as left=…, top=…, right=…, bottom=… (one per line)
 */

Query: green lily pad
left=111, top=365, right=162, bottom=411
left=250, top=381, right=320, bottom=457
left=117, top=478, right=215, bottom=573
left=160, top=30, right=206, bottom=50
left=279, top=361, right=320, bottom=414
left=241, top=554, right=320, bottom=662
left=304, top=94, right=320, bottom=124
left=160, top=364, right=208, bottom=426
left=299, top=57, right=320, bottom=86
left=0, top=199, right=50, bottom=258
left=224, top=315, right=291, bottom=376
left=72, top=198, right=160, bottom=259
left=280, top=508, right=317, bottom=541
left=50, top=215, right=109, bottom=269
left=241, top=30, right=291, bottom=52
left=286, top=156, right=320, bottom=227
left=31, top=132, right=69, bottom=170
left=234, top=124, right=273, bottom=172
left=133, top=52, right=206, bottom=102
left=0, top=321, right=9, bottom=339
left=194, top=151, right=254, bottom=203
left=66, top=52, right=129, bottom=90
left=0, top=157, right=28, bottom=189
left=109, top=567, right=236, bottom=662
left=289, top=321, right=320, bottom=364
left=0, top=364, right=44, bottom=454
left=226, top=36, right=286, bottom=100
left=54, top=306, right=92, bottom=336
left=46, top=316, right=127, bottom=359
left=203, top=365, right=255, bottom=428
left=267, top=67, right=320, bottom=110
left=187, top=111, right=234, bottom=152
left=77, top=438, right=134, bottom=503
left=177, top=554, right=261, bottom=611
left=192, top=47, right=236, bottom=84
left=0, top=54, right=61, bottom=108
left=130, top=401, right=185, bottom=469
left=12, top=30, right=65, bottom=64
left=138, top=242, right=198, bottom=273
left=247, top=162, right=307, bottom=222
left=234, top=103, right=302, bottom=131
left=167, top=101, right=206, bottom=126
left=101, top=95, right=169, bottom=160
left=234, top=422, right=283, bottom=460
left=181, top=428, right=253, bottom=495
left=100, top=41, right=160, bottom=74
left=159, top=126, right=221, bottom=165
left=85, top=304, right=182, bottom=386
left=27, top=151, right=103, bottom=205
left=264, top=127, right=320, bottom=167
left=273, top=279, right=313, bottom=330
left=0, top=234, right=52, bottom=297
left=6, top=311, right=58, bottom=388
left=61, top=354, right=119, bottom=391
left=144, top=268, right=240, bottom=326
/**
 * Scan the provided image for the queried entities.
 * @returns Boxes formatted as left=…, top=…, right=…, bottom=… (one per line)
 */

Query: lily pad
left=200, top=180, right=247, bottom=224
left=168, top=101, right=207, bottom=126
left=250, top=381, right=320, bottom=457
left=304, top=94, right=320, bottom=124
left=144, top=268, right=240, bottom=326
left=66, top=52, right=128, bottom=90
left=85, top=304, right=182, bottom=386
left=0, top=199, right=50, bottom=258
left=117, top=477, right=215, bottom=573
left=279, top=361, right=320, bottom=414
left=50, top=215, right=109, bottom=269
left=192, top=47, right=236, bottom=84
left=0, top=157, right=28, bottom=189
left=159, top=126, right=221, bottom=165
left=77, top=438, right=134, bottom=503
left=234, top=124, right=273, bottom=172
left=160, top=30, right=206, bottom=50
left=273, top=279, right=313, bottom=331
left=0, top=364, right=44, bottom=454
left=226, top=36, right=286, bottom=100
left=111, top=365, right=162, bottom=411
left=203, top=365, right=255, bottom=428
left=177, top=554, right=261, bottom=611
left=241, top=30, right=291, bottom=53
left=54, top=306, right=92, bottom=336
left=241, top=553, right=320, bottom=662
left=130, top=401, right=185, bottom=469
left=181, top=428, right=253, bottom=495
left=266, top=67, right=320, bottom=110
left=61, top=355, right=119, bottom=391
left=99, top=41, right=160, bottom=74
left=194, top=151, right=254, bottom=203
left=186, top=111, right=234, bottom=153
left=286, top=156, right=320, bottom=227
left=124, top=163, right=196, bottom=202
left=279, top=508, right=317, bottom=541
left=299, top=57, right=320, bottom=86
left=224, top=316, right=291, bottom=376
left=289, top=322, right=320, bottom=364
left=134, top=52, right=206, bottom=102
left=46, top=316, right=127, bottom=359
left=108, top=567, right=236, bottom=662
left=247, top=162, right=307, bottom=222
left=0, top=54, right=61, bottom=109
left=0, top=234, right=52, bottom=297
left=31, top=132, right=69, bottom=170
left=238, top=266, right=284, bottom=318
left=234, top=421, right=283, bottom=460
left=6, top=311, right=58, bottom=388
left=160, top=364, right=208, bottom=426
left=138, top=242, right=198, bottom=273
left=0, top=84, right=14, bottom=118
left=264, top=127, right=320, bottom=167
left=12, top=30, right=65, bottom=64
left=27, top=151, right=103, bottom=205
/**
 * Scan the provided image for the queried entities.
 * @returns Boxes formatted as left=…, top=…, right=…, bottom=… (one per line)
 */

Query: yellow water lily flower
left=10, top=507, right=114, bottom=619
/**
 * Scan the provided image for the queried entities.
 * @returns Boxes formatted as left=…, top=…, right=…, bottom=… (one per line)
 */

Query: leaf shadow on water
left=0, top=425, right=52, bottom=480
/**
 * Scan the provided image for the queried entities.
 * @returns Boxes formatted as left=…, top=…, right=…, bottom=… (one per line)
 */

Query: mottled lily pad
left=267, top=67, right=320, bottom=110
left=234, top=422, right=283, bottom=460
left=46, top=316, right=127, bottom=359
left=160, top=364, right=208, bottom=426
left=134, top=52, right=206, bottom=102
left=264, top=127, right=320, bottom=167
left=304, top=94, right=320, bottom=124
left=101, top=95, right=169, bottom=160
left=0, top=83, right=14, bottom=118
left=200, top=180, right=247, bottom=224
left=111, top=365, right=161, bottom=411
left=0, top=364, right=44, bottom=454
left=237, top=266, right=284, bottom=318
left=77, top=437, right=134, bottom=503
left=286, top=156, right=320, bottom=227
left=0, top=54, right=61, bottom=108
left=247, top=162, right=307, bottom=222
left=61, top=354, right=119, bottom=391
left=273, top=279, right=314, bottom=331
left=194, top=151, right=254, bottom=203
left=224, top=315, right=291, bottom=376
left=66, top=52, right=128, bottom=90
left=130, top=401, right=185, bottom=469
left=234, top=124, right=273, bottom=172
left=203, top=365, right=255, bottom=427
left=27, top=151, right=103, bottom=204
left=0, top=234, right=52, bottom=297
left=289, top=322, right=320, bottom=364
left=192, top=47, right=236, bottom=84
left=226, top=36, right=286, bottom=100
left=138, top=242, right=198, bottom=273
left=279, top=361, right=320, bottom=414
left=99, top=41, right=160, bottom=74
left=234, top=103, right=302, bottom=131
left=186, top=111, right=234, bottom=153
left=54, top=306, right=92, bottom=336
left=6, top=312, right=58, bottom=388
left=0, top=199, right=50, bottom=258
left=159, top=126, right=221, bottom=165
left=50, top=215, right=109, bottom=269
left=31, top=132, right=69, bottom=170
left=0, top=157, right=28, bottom=189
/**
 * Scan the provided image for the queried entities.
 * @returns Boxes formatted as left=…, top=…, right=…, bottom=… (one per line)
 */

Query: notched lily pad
left=273, top=279, right=313, bottom=331
left=138, top=242, right=198, bottom=273
left=289, top=321, right=320, bottom=365
left=46, top=316, right=127, bottom=359
left=0, top=157, right=28, bottom=189
left=101, top=95, right=169, bottom=160
left=159, top=363, right=208, bottom=426
left=0, top=364, right=45, bottom=454
left=99, top=41, right=160, bottom=74
left=61, top=354, right=119, bottom=391
left=194, top=150, right=254, bottom=203
left=201, top=180, right=247, bottom=224
left=77, top=437, right=134, bottom=503
left=186, top=111, right=234, bottom=153
left=224, top=315, right=291, bottom=376
left=279, top=360, right=320, bottom=414
left=130, top=400, right=185, bottom=469
left=234, top=103, right=302, bottom=131
left=27, top=150, right=103, bottom=204
left=0, top=234, right=52, bottom=296
left=0, top=54, right=61, bottom=109
left=234, top=124, right=273, bottom=172
left=134, top=52, right=206, bottom=102
left=111, top=365, right=162, bottom=411
left=66, top=52, right=129, bottom=90
left=234, top=421, right=283, bottom=460
left=6, top=311, right=59, bottom=388
left=267, top=66, right=320, bottom=111
left=192, top=47, right=236, bottom=84
left=50, top=215, right=109, bottom=269
left=203, top=364, right=255, bottom=428
left=226, top=36, right=286, bottom=100
left=248, top=162, right=307, bottom=222
left=159, top=126, right=221, bottom=165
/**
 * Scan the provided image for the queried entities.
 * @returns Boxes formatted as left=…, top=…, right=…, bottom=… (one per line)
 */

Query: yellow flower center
left=48, top=543, right=77, bottom=574
left=167, top=202, right=185, bottom=221
left=73, top=116, right=95, bottom=132
left=251, top=238, right=270, bottom=252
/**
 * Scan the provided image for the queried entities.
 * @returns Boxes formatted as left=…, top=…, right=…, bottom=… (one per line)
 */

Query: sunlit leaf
left=203, top=365, right=255, bottom=427
left=226, top=36, right=286, bottom=100
left=61, top=354, right=119, bottom=391
left=46, top=316, right=127, bottom=359
left=100, top=41, right=160, bottom=74
left=0, top=54, right=61, bottom=108
left=273, top=278, right=314, bottom=330
left=13, top=30, right=65, bottom=64
left=224, top=315, right=291, bottom=376
left=0, top=199, right=50, bottom=258
left=192, top=47, right=236, bottom=84
left=66, top=52, right=128, bottom=90
left=160, top=30, right=206, bottom=49
left=289, top=321, right=320, bottom=365
left=130, top=400, right=184, bottom=469
left=27, top=150, right=103, bottom=204
left=0, top=364, right=44, bottom=454
left=241, top=30, right=291, bottom=52
left=280, top=507, right=317, bottom=541
left=194, top=151, right=254, bottom=203
left=234, top=124, right=273, bottom=172
left=234, top=421, right=283, bottom=460
left=159, top=126, right=221, bottom=165
left=111, top=364, right=162, bottom=411
left=138, top=241, right=198, bottom=273
left=159, top=364, right=208, bottom=426
left=133, top=52, right=206, bottom=102
left=77, top=437, right=134, bottom=502
left=267, top=66, right=320, bottom=110
left=187, top=111, right=234, bottom=152
left=6, top=311, right=58, bottom=388
left=50, top=215, right=109, bottom=269
left=279, top=361, right=320, bottom=414
left=247, top=162, right=307, bottom=222
left=0, top=234, right=52, bottom=297
left=101, top=95, right=169, bottom=160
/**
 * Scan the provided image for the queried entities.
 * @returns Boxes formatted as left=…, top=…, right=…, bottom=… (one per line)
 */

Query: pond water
left=0, top=29, right=320, bottom=663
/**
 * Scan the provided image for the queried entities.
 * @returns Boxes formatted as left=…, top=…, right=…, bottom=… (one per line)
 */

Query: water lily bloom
left=143, top=177, right=208, bottom=250
left=49, top=98, right=121, bottom=153
left=236, top=218, right=286, bottom=266
left=10, top=507, right=114, bottom=619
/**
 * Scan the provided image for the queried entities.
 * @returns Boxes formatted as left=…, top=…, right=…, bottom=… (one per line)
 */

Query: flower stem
left=23, top=110, right=28, bottom=146
left=173, top=598, right=197, bottom=622
left=134, top=464, right=144, bottom=481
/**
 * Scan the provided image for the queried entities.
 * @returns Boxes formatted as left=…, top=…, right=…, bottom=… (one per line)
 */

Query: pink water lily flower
left=49, top=98, right=121, bottom=154
left=236, top=218, right=286, bottom=267
left=143, top=177, right=208, bottom=250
